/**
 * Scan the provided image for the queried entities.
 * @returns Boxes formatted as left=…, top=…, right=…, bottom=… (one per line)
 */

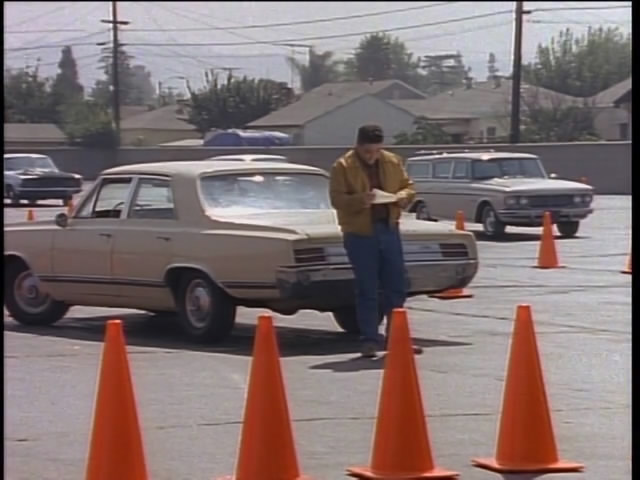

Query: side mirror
left=549, top=173, right=558, bottom=179
left=55, top=212, right=69, bottom=228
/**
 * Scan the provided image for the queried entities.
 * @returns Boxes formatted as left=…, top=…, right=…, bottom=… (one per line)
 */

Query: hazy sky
left=3, top=1, right=632, bottom=94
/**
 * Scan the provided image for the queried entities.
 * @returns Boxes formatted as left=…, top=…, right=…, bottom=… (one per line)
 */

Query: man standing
left=329, top=124, right=423, bottom=358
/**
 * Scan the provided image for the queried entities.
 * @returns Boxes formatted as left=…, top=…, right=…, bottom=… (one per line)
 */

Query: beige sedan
left=4, top=160, right=479, bottom=342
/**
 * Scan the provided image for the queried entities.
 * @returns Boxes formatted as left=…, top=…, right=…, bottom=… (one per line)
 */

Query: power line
left=127, top=1, right=458, bottom=32
left=531, top=4, right=631, bottom=13
left=5, top=42, right=101, bottom=52
left=4, top=3, right=77, bottom=29
left=124, top=9, right=516, bottom=48
left=4, top=28, right=86, bottom=34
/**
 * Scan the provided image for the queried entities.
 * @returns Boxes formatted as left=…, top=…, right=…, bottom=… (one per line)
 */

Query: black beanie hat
left=356, top=124, right=384, bottom=145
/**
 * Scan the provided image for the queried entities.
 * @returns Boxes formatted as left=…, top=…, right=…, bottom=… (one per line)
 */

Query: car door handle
left=98, top=232, right=112, bottom=238
left=156, top=236, right=171, bottom=241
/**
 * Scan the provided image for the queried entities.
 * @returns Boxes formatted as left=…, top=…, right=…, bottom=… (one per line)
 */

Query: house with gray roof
left=120, top=103, right=200, bottom=146
left=246, top=80, right=426, bottom=145
left=590, top=77, right=631, bottom=140
left=4, top=123, right=68, bottom=148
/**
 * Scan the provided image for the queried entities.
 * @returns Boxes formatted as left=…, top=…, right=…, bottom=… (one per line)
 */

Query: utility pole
left=101, top=1, right=129, bottom=147
left=509, top=1, right=525, bottom=144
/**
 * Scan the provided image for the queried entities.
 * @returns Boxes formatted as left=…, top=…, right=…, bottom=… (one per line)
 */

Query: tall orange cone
left=26, top=209, right=35, bottom=221
left=85, top=320, right=148, bottom=480
left=454, top=210, right=465, bottom=231
left=534, top=211, right=564, bottom=269
left=347, top=309, right=458, bottom=479
left=472, top=305, right=584, bottom=474
left=218, top=314, right=310, bottom=480
left=67, top=198, right=74, bottom=215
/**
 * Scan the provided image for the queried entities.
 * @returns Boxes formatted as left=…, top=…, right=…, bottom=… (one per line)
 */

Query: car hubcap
left=185, top=280, right=213, bottom=328
left=14, top=271, right=52, bottom=314
left=484, top=210, right=495, bottom=234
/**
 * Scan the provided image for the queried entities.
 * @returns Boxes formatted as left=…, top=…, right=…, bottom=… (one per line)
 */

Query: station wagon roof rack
left=413, top=149, right=495, bottom=156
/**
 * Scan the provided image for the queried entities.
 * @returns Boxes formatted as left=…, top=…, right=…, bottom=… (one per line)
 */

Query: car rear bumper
left=275, top=260, right=479, bottom=310
left=498, top=207, right=593, bottom=226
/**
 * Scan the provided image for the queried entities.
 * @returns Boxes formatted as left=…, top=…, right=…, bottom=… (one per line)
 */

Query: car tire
left=175, top=271, right=236, bottom=343
left=557, top=221, right=580, bottom=238
left=332, top=306, right=384, bottom=335
left=6, top=186, right=20, bottom=206
left=481, top=204, right=506, bottom=238
left=4, top=261, right=69, bottom=326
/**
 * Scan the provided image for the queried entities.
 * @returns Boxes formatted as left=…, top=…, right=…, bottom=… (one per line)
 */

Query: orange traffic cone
left=26, top=209, right=34, bottom=221
left=218, top=314, right=310, bottom=480
left=67, top=198, right=74, bottom=215
left=85, top=320, right=148, bottom=480
left=472, top=305, right=584, bottom=474
left=534, top=211, right=564, bottom=269
left=454, top=210, right=465, bottom=231
left=347, top=309, right=458, bottom=479
left=622, top=252, right=631, bottom=274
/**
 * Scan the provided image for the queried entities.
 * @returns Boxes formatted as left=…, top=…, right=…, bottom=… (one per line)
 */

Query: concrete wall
left=303, top=95, right=416, bottom=146
left=4, top=141, right=631, bottom=194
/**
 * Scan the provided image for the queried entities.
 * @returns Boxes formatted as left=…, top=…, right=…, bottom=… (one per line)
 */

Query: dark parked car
left=4, top=153, right=83, bottom=206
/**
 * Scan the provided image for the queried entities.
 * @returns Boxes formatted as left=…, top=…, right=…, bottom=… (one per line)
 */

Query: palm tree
left=288, top=48, right=340, bottom=92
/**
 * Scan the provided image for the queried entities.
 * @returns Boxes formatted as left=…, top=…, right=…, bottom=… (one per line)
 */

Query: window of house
left=486, top=126, right=497, bottom=140
left=75, top=177, right=133, bottom=219
left=433, top=160, right=452, bottom=179
left=128, top=178, right=176, bottom=220
left=619, top=123, right=629, bottom=140
left=450, top=134, right=464, bottom=144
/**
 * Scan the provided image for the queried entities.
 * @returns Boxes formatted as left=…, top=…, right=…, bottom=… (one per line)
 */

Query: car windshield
left=5, top=156, right=57, bottom=171
left=200, top=172, right=331, bottom=211
left=472, top=158, right=546, bottom=180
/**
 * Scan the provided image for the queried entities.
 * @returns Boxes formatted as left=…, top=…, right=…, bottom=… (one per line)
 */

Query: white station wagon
left=406, top=151, right=594, bottom=238
left=5, top=160, right=479, bottom=343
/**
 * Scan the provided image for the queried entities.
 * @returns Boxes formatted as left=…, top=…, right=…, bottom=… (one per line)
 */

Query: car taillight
left=294, top=247, right=326, bottom=264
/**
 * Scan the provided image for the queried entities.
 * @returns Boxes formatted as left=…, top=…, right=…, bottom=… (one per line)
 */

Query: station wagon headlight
left=519, top=196, right=529, bottom=206
left=573, top=195, right=582, bottom=204
left=582, top=194, right=592, bottom=204
left=505, top=196, right=518, bottom=207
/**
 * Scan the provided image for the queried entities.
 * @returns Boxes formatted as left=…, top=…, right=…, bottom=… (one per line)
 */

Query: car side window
left=452, top=160, right=470, bottom=179
left=75, top=177, right=133, bottom=219
left=407, top=161, right=431, bottom=178
left=128, top=178, right=176, bottom=220
left=433, top=160, right=452, bottom=179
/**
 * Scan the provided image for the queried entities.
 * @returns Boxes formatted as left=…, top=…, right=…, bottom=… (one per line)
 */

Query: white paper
left=371, top=188, right=398, bottom=204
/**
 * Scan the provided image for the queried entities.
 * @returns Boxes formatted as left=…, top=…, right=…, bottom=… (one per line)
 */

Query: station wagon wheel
left=176, top=271, right=236, bottom=343
left=6, top=185, right=20, bottom=206
left=4, top=261, right=69, bottom=326
left=556, top=221, right=580, bottom=238
left=332, top=306, right=384, bottom=335
left=481, top=204, right=506, bottom=238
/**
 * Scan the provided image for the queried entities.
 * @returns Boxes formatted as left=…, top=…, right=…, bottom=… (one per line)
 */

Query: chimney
left=464, top=76, right=473, bottom=89
left=493, top=75, right=502, bottom=89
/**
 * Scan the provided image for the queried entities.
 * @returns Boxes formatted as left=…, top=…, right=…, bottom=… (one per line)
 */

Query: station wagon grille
left=21, top=177, right=80, bottom=188
left=527, top=195, right=574, bottom=208
left=439, top=243, right=469, bottom=258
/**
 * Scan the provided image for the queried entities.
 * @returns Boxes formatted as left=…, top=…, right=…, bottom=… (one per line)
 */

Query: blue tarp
left=203, top=129, right=291, bottom=147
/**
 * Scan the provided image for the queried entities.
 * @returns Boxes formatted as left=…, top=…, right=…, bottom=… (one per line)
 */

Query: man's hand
left=363, top=191, right=376, bottom=207
left=396, top=196, right=410, bottom=209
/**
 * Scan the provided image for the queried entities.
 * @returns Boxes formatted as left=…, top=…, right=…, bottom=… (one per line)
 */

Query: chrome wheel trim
left=13, top=271, right=52, bottom=314
left=185, top=279, right=213, bottom=329
left=483, top=208, right=496, bottom=235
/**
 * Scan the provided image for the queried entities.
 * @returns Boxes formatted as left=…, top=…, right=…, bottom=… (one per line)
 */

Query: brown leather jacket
left=329, top=149, right=416, bottom=235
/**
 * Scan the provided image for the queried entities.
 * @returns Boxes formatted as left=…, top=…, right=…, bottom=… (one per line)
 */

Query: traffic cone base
left=621, top=254, right=631, bottom=274
left=472, top=457, right=584, bottom=474
left=534, top=264, right=566, bottom=270
left=347, top=309, right=458, bottom=480
left=429, top=288, right=473, bottom=299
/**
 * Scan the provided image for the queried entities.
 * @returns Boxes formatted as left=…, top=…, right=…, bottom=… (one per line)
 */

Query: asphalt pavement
left=4, top=195, right=631, bottom=480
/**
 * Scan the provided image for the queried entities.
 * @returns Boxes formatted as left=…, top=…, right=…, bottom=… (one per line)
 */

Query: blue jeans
left=343, top=222, right=408, bottom=346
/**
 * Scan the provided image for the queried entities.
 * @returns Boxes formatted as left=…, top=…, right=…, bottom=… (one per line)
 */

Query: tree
left=288, top=48, right=340, bottom=92
left=393, top=117, right=452, bottom=145
left=523, top=26, right=631, bottom=98
left=187, top=74, right=294, bottom=134
left=4, top=67, right=57, bottom=123
left=91, top=46, right=154, bottom=106
left=420, top=52, right=469, bottom=95
left=344, top=33, right=425, bottom=89
left=50, top=46, right=84, bottom=114
left=59, top=100, right=117, bottom=148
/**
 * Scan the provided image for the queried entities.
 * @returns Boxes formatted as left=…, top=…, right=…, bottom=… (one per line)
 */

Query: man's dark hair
left=356, top=124, right=384, bottom=145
